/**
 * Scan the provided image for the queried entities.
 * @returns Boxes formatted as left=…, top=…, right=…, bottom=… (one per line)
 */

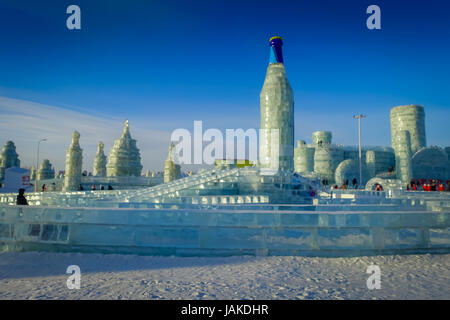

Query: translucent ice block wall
left=1, top=205, right=449, bottom=257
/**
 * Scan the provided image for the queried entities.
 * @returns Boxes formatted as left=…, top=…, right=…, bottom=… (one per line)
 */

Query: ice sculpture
left=0, top=36, right=449, bottom=259
left=0, top=141, right=20, bottom=181
left=334, top=159, right=363, bottom=186
left=314, top=145, right=344, bottom=184
left=412, top=146, right=450, bottom=180
left=390, top=105, right=426, bottom=155
left=164, top=143, right=181, bottom=183
left=294, top=131, right=395, bottom=184
left=106, top=120, right=143, bottom=177
left=37, top=159, right=55, bottom=180
left=259, top=36, right=294, bottom=171
left=93, top=141, right=107, bottom=177
left=294, top=141, right=315, bottom=173
left=312, top=131, right=332, bottom=146
left=365, top=150, right=377, bottom=179
left=393, top=130, right=413, bottom=184
left=63, top=131, right=83, bottom=191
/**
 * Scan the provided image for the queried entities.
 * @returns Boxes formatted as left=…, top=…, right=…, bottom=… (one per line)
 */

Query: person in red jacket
left=438, top=184, right=445, bottom=192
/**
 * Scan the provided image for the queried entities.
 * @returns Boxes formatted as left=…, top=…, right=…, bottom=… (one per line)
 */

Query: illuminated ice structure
left=0, top=37, right=449, bottom=256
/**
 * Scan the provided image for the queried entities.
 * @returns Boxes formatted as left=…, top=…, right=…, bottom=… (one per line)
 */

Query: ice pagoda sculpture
left=37, top=159, right=55, bottom=180
left=106, top=120, right=143, bottom=177
left=0, top=141, right=20, bottom=181
left=93, top=141, right=107, bottom=177
left=164, top=143, right=181, bottom=183
left=63, top=131, right=83, bottom=191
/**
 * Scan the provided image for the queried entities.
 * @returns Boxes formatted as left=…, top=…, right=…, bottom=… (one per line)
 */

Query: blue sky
left=0, top=0, right=449, bottom=171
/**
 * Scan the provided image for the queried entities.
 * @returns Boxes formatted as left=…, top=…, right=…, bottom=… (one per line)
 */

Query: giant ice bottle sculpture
left=259, top=36, right=294, bottom=172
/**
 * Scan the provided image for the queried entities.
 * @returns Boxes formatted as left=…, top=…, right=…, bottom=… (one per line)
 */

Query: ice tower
left=93, top=141, right=107, bottom=177
left=259, top=36, right=294, bottom=171
left=164, top=143, right=181, bottom=183
left=390, top=105, right=426, bottom=155
left=63, top=131, right=83, bottom=191
left=390, top=105, right=426, bottom=184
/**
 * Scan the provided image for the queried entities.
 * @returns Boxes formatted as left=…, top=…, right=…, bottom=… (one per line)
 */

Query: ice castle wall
left=1, top=205, right=448, bottom=256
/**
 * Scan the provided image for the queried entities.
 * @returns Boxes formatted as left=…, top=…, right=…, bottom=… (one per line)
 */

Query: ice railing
left=0, top=168, right=239, bottom=204
left=120, top=167, right=241, bottom=202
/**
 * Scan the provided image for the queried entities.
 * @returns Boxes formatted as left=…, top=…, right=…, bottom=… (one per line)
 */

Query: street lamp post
left=35, top=138, right=47, bottom=192
left=353, top=115, right=366, bottom=189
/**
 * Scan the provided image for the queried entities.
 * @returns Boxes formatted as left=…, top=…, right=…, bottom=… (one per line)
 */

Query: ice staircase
left=116, top=167, right=241, bottom=203
left=0, top=168, right=247, bottom=207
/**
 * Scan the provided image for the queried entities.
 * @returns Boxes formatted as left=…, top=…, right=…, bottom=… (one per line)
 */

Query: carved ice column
left=164, top=143, right=181, bottom=183
left=63, top=131, right=83, bottom=191
left=393, top=130, right=413, bottom=185
left=93, top=141, right=107, bottom=177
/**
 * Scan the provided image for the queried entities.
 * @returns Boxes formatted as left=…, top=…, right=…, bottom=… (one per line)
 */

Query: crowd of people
left=77, top=184, right=114, bottom=191
left=38, top=183, right=114, bottom=192
left=327, top=178, right=360, bottom=190
left=325, top=177, right=450, bottom=193
left=407, top=179, right=450, bottom=192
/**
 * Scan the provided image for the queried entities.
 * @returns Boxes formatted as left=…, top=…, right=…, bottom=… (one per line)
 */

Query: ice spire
left=164, top=143, right=181, bottom=183
left=63, top=131, right=83, bottom=191
left=93, top=141, right=107, bottom=177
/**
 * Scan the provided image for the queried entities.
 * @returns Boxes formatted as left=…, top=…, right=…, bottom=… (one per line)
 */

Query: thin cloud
left=0, top=96, right=171, bottom=172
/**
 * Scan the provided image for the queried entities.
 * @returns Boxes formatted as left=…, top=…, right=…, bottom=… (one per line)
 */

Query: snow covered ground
left=0, top=252, right=448, bottom=300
